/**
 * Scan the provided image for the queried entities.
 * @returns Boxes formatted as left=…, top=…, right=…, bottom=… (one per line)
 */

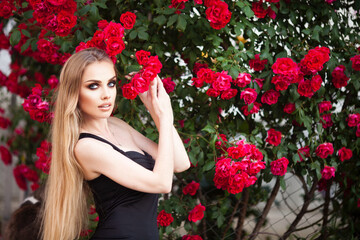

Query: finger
left=150, top=77, right=158, bottom=99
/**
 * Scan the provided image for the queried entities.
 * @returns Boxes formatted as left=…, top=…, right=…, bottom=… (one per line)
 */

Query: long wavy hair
left=41, top=48, right=114, bottom=240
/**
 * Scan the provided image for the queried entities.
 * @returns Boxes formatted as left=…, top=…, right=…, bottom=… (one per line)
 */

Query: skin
left=75, top=60, right=190, bottom=194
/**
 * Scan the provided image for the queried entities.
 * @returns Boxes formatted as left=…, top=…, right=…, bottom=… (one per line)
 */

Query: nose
left=101, top=87, right=111, bottom=100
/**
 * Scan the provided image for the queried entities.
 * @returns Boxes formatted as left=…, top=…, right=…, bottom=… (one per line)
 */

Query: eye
left=88, top=83, right=99, bottom=90
left=108, top=80, right=116, bottom=88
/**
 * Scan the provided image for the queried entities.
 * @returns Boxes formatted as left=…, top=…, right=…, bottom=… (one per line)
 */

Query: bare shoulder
left=74, top=137, right=114, bottom=176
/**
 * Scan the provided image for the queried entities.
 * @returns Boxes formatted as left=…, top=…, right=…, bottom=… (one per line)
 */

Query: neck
left=81, top=116, right=111, bottom=136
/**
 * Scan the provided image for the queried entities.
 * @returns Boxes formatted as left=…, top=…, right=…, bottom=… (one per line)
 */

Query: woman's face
left=78, top=60, right=117, bottom=120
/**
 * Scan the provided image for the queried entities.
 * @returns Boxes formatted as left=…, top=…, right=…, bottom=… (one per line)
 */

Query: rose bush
left=1, top=0, right=360, bottom=239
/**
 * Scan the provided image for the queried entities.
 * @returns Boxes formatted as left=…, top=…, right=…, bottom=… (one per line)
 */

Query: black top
left=79, top=133, right=159, bottom=240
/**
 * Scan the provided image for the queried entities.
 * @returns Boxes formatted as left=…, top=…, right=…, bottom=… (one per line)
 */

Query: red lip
left=98, top=103, right=112, bottom=108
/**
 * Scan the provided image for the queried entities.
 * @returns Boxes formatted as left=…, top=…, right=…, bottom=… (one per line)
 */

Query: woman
left=41, top=48, right=190, bottom=240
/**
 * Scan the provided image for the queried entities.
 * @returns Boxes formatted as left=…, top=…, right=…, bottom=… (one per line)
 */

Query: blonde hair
left=41, top=48, right=113, bottom=240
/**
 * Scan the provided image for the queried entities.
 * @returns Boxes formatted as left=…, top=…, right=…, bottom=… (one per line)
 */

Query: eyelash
left=88, top=80, right=117, bottom=90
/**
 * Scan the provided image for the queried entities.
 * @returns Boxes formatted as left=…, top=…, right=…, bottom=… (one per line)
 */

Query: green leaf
left=167, top=14, right=178, bottom=27
left=203, top=160, right=215, bottom=172
left=23, top=10, right=33, bottom=20
left=153, top=15, right=167, bottom=26
left=93, top=0, right=107, bottom=9
left=10, top=29, right=21, bottom=46
left=306, top=9, right=314, bottom=22
left=217, top=213, right=225, bottom=228
left=129, top=30, right=137, bottom=40
left=21, top=38, right=31, bottom=53
left=78, top=5, right=91, bottom=16
left=243, top=5, right=254, bottom=18
left=138, top=31, right=149, bottom=40
left=176, top=15, right=187, bottom=31
left=279, top=177, right=286, bottom=191
left=311, top=26, right=322, bottom=42
left=202, top=124, right=215, bottom=133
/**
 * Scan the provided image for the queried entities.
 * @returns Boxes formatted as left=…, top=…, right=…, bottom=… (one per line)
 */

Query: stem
left=318, top=183, right=330, bottom=239
left=221, top=197, right=242, bottom=240
left=248, top=177, right=280, bottom=240
left=280, top=176, right=318, bottom=240
left=235, top=188, right=249, bottom=240
left=198, top=186, right=208, bottom=240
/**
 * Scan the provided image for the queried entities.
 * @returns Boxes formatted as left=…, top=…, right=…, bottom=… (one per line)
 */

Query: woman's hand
left=138, top=76, right=173, bottom=128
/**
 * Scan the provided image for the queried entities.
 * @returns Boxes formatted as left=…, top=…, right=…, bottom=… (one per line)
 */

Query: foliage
left=0, top=0, right=360, bottom=239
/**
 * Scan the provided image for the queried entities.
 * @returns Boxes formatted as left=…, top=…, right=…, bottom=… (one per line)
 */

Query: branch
left=235, top=188, right=250, bottom=240
left=317, top=183, right=330, bottom=239
left=198, top=186, right=208, bottom=240
left=280, top=176, right=318, bottom=240
left=296, top=173, right=309, bottom=196
left=248, top=177, right=281, bottom=240
left=221, top=197, right=242, bottom=240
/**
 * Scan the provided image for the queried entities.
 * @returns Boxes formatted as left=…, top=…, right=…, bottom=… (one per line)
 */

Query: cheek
left=78, top=91, right=96, bottom=112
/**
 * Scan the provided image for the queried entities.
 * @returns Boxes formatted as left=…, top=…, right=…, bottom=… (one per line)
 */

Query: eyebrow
left=84, top=76, right=116, bottom=83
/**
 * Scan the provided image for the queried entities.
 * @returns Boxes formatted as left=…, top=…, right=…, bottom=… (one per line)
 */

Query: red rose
left=157, top=210, right=174, bottom=227
left=301, top=47, right=330, bottom=73
left=162, top=77, right=176, bottom=93
left=252, top=1, right=268, bottom=18
left=197, top=68, right=216, bottom=84
left=272, top=58, right=298, bottom=75
left=141, top=67, right=157, bottom=82
left=337, top=147, right=352, bottom=162
left=144, top=56, right=162, bottom=74
left=320, top=114, right=333, bottom=129
left=120, top=12, right=136, bottom=29
left=212, top=71, right=232, bottom=91
left=106, top=37, right=125, bottom=56
left=103, top=21, right=125, bottom=39
left=261, top=89, right=280, bottom=105
left=227, top=145, right=246, bottom=159
left=283, top=103, right=295, bottom=114
left=220, top=88, right=237, bottom=100
left=270, top=157, right=289, bottom=176
left=0, top=116, right=11, bottom=129
left=56, top=11, right=77, bottom=37
left=191, top=77, right=204, bottom=88
left=271, top=75, right=291, bottom=91
left=241, top=102, right=261, bottom=116
left=331, top=65, right=349, bottom=88
left=0, top=146, right=12, bottom=165
left=315, top=143, right=334, bottom=159
left=321, top=166, right=335, bottom=180
left=122, top=83, right=138, bottom=99
left=350, top=54, right=360, bottom=71
left=13, top=164, right=28, bottom=190
left=169, top=0, right=186, bottom=14
left=206, top=88, right=220, bottom=97
left=0, top=0, right=16, bottom=19
left=234, top=73, right=251, bottom=88
left=183, top=181, right=200, bottom=196
left=254, top=78, right=265, bottom=89
left=297, top=80, right=314, bottom=98
left=297, top=146, right=310, bottom=162
left=0, top=33, right=10, bottom=49
left=135, top=50, right=151, bottom=65
left=193, top=62, right=208, bottom=75
left=310, top=75, right=322, bottom=92
left=227, top=172, right=248, bottom=194
left=188, top=204, right=206, bottom=222
left=318, top=101, right=332, bottom=113
left=132, top=74, right=149, bottom=93
left=266, top=128, right=282, bottom=146
left=249, top=54, right=268, bottom=71
left=182, top=235, right=203, bottom=240
left=346, top=113, right=360, bottom=127
left=240, top=88, right=257, bottom=104
left=205, top=0, right=232, bottom=30
left=97, top=19, right=109, bottom=30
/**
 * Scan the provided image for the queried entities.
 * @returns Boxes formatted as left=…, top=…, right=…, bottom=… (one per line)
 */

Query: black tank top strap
left=79, top=132, right=126, bottom=155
